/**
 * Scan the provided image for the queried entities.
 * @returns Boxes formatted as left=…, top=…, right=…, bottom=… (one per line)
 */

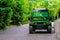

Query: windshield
left=32, top=10, right=49, bottom=17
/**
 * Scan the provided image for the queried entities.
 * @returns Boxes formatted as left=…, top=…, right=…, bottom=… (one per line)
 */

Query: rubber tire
left=29, top=26, right=35, bottom=34
left=47, top=26, right=52, bottom=33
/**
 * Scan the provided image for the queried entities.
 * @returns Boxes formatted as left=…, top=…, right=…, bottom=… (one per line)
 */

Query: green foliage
left=0, top=7, right=13, bottom=29
left=0, top=0, right=13, bottom=29
left=11, top=1, right=22, bottom=25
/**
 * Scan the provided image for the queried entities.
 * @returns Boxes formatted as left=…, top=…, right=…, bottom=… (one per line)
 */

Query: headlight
left=43, top=23, right=45, bottom=25
left=33, top=18, right=38, bottom=20
left=43, top=18, right=46, bottom=20
left=35, top=23, right=37, bottom=24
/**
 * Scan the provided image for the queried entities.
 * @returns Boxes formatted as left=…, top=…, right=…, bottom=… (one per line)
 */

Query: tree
left=0, top=0, right=13, bottom=29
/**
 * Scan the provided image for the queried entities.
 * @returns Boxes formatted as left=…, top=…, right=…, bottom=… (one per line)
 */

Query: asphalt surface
left=0, top=24, right=60, bottom=40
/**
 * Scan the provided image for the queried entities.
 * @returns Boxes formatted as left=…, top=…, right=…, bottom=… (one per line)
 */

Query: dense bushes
left=0, top=0, right=13, bottom=29
left=0, top=0, right=29, bottom=29
left=11, top=2, right=22, bottom=25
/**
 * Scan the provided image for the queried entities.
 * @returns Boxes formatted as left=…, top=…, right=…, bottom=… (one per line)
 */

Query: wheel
left=29, top=26, right=33, bottom=33
left=47, top=25, right=52, bottom=33
left=29, top=26, right=35, bottom=34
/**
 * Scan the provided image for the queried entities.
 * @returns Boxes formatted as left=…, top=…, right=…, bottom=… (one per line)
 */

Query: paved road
left=0, top=24, right=60, bottom=40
